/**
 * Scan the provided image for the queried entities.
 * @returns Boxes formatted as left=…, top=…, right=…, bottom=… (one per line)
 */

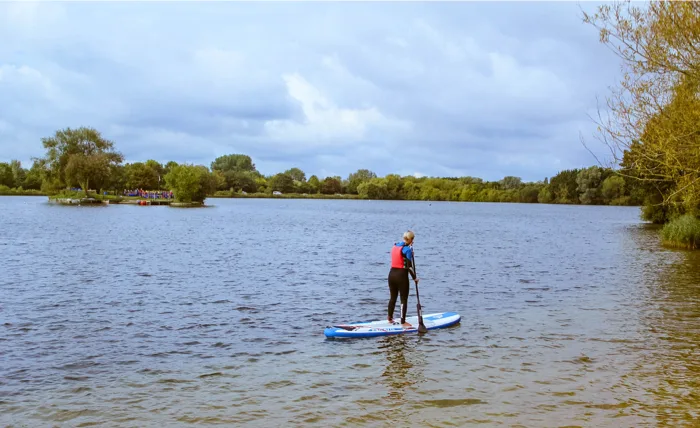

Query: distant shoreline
left=0, top=191, right=643, bottom=207
left=0, top=189, right=46, bottom=197
left=207, top=192, right=641, bottom=207
left=208, top=193, right=361, bottom=200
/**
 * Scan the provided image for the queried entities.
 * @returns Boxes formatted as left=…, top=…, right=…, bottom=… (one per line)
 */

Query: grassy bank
left=0, top=185, right=45, bottom=196
left=208, top=191, right=643, bottom=205
left=47, top=190, right=201, bottom=206
left=209, top=191, right=361, bottom=200
left=661, top=214, right=700, bottom=250
left=48, top=190, right=127, bottom=202
left=0, top=187, right=644, bottom=206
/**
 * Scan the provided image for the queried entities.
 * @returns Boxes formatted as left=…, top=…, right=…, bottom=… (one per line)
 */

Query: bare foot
left=402, top=322, right=413, bottom=329
left=387, top=317, right=395, bottom=324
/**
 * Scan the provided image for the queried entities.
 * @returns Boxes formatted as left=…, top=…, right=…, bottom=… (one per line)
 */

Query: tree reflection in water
left=622, top=223, right=700, bottom=426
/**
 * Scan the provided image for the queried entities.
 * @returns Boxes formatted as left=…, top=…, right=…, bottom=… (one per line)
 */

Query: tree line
left=582, top=0, right=700, bottom=231
left=0, top=126, right=645, bottom=206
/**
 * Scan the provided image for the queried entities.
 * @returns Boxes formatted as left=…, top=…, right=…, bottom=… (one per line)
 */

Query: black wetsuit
left=388, top=243, right=417, bottom=323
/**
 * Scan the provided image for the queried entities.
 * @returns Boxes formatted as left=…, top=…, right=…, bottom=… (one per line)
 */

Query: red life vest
left=391, top=244, right=409, bottom=269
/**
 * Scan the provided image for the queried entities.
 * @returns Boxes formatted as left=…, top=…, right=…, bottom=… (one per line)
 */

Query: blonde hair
left=402, top=230, right=415, bottom=243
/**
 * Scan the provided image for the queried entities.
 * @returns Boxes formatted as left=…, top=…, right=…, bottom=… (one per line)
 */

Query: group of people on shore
left=123, top=189, right=174, bottom=199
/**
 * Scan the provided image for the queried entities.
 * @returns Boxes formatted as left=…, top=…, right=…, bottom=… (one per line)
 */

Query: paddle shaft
left=410, top=245, right=427, bottom=332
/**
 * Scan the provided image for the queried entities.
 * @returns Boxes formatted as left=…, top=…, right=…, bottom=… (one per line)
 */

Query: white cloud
left=0, top=1, right=622, bottom=181
left=263, top=73, right=411, bottom=145
left=0, top=119, right=12, bottom=133
left=192, top=48, right=245, bottom=79
left=384, top=36, right=409, bottom=49
left=1, top=2, right=65, bottom=32
left=0, top=64, right=57, bottom=98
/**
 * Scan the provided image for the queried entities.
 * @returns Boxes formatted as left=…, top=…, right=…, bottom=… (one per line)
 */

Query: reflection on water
left=379, top=335, right=420, bottom=402
left=624, top=225, right=700, bottom=426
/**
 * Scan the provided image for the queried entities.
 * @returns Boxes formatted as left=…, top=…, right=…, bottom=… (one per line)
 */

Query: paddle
left=410, top=244, right=428, bottom=333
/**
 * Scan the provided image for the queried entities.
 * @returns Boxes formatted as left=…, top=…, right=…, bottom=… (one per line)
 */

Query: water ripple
left=1, top=197, right=699, bottom=426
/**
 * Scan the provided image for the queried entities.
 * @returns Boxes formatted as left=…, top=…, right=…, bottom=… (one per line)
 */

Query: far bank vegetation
left=583, top=0, right=700, bottom=249
left=3, top=148, right=645, bottom=207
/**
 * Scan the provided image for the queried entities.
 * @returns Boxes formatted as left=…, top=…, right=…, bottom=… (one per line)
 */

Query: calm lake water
left=1, top=196, right=699, bottom=427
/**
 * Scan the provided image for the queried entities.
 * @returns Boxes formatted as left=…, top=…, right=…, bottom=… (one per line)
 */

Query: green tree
left=500, top=176, right=522, bottom=190
left=212, top=170, right=227, bottom=191
left=0, top=163, right=14, bottom=187
left=576, top=166, right=605, bottom=205
left=210, top=154, right=262, bottom=192
left=420, top=185, right=444, bottom=201
left=320, top=177, right=342, bottom=194
left=583, top=1, right=700, bottom=221
left=284, top=167, right=306, bottom=182
left=358, top=178, right=388, bottom=199
left=9, top=160, right=26, bottom=188
left=346, top=169, right=377, bottom=194
left=211, top=154, right=258, bottom=175
left=164, top=161, right=179, bottom=177
left=23, top=160, right=46, bottom=190
left=601, top=175, right=626, bottom=204
left=460, top=176, right=483, bottom=185
left=294, top=180, right=313, bottom=194
left=269, top=173, right=295, bottom=193
left=538, top=186, right=554, bottom=204
left=549, top=169, right=580, bottom=204
left=402, top=179, right=420, bottom=200
left=383, top=174, right=403, bottom=199
left=144, top=160, right=165, bottom=188
left=164, top=164, right=216, bottom=203
left=519, top=185, right=540, bottom=203
left=307, top=175, right=321, bottom=193
left=105, top=164, right=127, bottom=192
left=64, top=152, right=114, bottom=195
left=255, top=176, right=269, bottom=193
left=126, top=162, right=160, bottom=190
left=39, top=127, right=123, bottom=195
left=224, top=171, right=259, bottom=193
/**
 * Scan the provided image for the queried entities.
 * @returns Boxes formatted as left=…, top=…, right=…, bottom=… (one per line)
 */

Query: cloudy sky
left=0, top=1, right=621, bottom=182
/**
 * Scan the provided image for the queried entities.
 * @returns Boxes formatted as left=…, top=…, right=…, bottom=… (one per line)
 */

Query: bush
left=164, top=163, right=217, bottom=203
left=609, top=196, right=632, bottom=206
left=49, top=190, right=113, bottom=200
left=642, top=202, right=672, bottom=224
left=0, top=185, right=46, bottom=196
left=661, top=214, right=700, bottom=250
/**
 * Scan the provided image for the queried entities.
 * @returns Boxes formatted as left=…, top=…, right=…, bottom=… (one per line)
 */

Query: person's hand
left=414, top=277, right=420, bottom=285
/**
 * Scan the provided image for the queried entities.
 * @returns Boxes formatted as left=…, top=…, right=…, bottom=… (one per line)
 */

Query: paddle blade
left=416, top=303, right=427, bottom=333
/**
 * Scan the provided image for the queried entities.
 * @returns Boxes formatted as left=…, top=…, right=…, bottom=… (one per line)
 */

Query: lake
left=1, top=196, right=699, bottom=427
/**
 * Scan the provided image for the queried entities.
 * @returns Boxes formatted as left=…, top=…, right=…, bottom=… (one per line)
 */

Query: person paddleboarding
left=387, top=230, right=420, bottom=328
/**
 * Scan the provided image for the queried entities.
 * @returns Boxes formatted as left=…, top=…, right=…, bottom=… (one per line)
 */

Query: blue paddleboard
left=324, top=312, right=460, bottom=338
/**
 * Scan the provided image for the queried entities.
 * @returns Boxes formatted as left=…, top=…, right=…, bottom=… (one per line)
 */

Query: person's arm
left=404, top=246, right=418, bottom=281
